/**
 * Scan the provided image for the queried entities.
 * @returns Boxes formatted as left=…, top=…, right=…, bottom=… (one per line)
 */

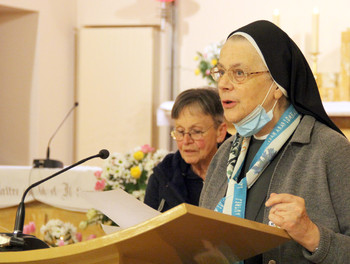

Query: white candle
left=312, top=7, right=319, bottom=53
left=272, top=9, right=280, bottom=27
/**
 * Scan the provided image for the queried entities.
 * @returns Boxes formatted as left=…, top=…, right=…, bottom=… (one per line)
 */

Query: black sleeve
left=144, top=172, right=160, bottom=210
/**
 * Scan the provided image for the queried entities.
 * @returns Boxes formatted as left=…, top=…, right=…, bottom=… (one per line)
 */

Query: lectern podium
left=0, top=204, right=290, bottom=264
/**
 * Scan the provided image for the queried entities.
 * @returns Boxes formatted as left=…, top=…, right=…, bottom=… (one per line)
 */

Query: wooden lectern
left=0, top=204, right=290, bottom=264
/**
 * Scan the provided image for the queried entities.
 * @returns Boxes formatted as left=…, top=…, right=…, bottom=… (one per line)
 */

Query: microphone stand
left=0, top=149, right=109, bottom=251
left=33, top=102, right=79, bottom=168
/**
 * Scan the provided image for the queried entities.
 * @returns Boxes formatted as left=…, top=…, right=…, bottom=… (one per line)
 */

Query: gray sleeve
left=303, top=130, right=350, bottom=263
left=199, top=136, right=233, bottom=210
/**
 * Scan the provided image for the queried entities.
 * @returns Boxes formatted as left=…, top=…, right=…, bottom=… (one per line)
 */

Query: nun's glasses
left=210, top=65, right=269, bottom=84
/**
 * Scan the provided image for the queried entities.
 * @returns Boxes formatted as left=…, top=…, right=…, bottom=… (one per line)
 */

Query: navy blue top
left=144, top=150, right=203, bottom=212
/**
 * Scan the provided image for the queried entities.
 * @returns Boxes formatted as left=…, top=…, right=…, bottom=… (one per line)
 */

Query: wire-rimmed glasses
left=171, top=125, right=214, bottom=141
left=210, top=65, right=269, bottom=84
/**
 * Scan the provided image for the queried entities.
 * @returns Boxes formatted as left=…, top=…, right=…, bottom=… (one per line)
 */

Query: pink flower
left=75, top=232, right=82, bottom=242
left=87, top=234, right=96, bottom=240
left=141, top=144, right=155, bottom=153
left=94, top=179, right=106, bottom=191
left=23, top=221, right=36, bottom=234
left=58, top=240, right=65, bottom=246
left=94, top=170, right=102, bottom=179
left=205, top=69, right=210, bottom=75
left=29, top=221, right=36, bottom=232
left=23, top=225, right=31, bottom=234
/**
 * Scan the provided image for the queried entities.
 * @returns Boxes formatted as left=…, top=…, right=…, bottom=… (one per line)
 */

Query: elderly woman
left=199, top=20, right=350, bottom=263
left=144, top=87, right=228, bottom=212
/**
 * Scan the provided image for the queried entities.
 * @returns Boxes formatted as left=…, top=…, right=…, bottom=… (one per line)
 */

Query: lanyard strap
left=215, top=105, right=301, bottom=219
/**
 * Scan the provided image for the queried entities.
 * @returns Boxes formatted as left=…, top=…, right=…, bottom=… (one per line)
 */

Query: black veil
left=228, top=20, right=343, bottom=135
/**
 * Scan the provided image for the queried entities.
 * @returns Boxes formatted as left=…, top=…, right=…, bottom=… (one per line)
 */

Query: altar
left=0, top=166, right=106, bottom=241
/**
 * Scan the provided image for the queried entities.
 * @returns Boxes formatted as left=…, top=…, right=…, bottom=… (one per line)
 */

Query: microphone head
left=99, top=149, right=110, bottom=159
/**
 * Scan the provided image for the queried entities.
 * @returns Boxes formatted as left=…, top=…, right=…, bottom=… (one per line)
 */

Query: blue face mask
left=234, top=82, right=277, bottom=137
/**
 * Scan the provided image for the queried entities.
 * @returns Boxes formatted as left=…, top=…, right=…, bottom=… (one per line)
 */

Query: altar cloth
left=0, top=166, right=101, bottom=212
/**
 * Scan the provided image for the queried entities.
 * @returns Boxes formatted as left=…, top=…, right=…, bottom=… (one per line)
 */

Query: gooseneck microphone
left=0, top=149, right=109, bottom=251
left=33, top=102, right=79, bottom=168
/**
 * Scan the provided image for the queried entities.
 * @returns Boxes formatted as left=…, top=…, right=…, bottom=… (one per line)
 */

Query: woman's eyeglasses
left=171, top=125, right=214, bottom=141
left=210, top=65, right=269, bottom=84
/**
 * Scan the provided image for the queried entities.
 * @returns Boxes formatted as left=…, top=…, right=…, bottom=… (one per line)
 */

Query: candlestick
left=340, top=28, right=350, bottom=100
left=312, top=7, right=319, bottom=54
left=311, top=52, right=319, bottom=73
left=272, top=9, right=280, bottom=27
left=311, top=52, right=320, bottom=91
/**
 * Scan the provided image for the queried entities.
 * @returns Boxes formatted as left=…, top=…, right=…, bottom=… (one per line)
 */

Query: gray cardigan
left=200, top=115, right=350, bottom=264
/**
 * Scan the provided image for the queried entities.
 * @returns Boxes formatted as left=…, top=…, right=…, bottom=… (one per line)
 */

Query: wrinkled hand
left=265, top=193, right=320, bottom=252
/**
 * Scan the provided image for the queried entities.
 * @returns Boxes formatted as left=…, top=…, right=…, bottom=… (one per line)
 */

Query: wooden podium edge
left=0, top=204, right=191, bottom=263
left=0, top=203, right=291, bottom=264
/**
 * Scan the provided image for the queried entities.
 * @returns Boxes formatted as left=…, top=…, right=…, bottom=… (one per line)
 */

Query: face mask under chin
left=233, top=81, right=277, bottom=137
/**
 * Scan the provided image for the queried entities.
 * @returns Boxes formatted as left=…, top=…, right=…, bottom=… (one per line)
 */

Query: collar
left=289, top=115, right=314, bottom=144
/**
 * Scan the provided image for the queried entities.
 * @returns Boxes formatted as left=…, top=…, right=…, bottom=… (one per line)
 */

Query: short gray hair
left=171, top=87, right=224, bottom=127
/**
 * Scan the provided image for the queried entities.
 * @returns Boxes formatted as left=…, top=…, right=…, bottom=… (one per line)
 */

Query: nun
left=200, top=20, right=350, bottom=263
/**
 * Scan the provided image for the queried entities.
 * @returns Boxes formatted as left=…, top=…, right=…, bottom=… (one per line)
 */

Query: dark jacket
left=144, top=151, right=203, bottom=212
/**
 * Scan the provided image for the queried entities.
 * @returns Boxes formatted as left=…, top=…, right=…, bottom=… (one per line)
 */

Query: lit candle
left=272, top=9, right=280, bottom=27
left=312, top=7, right=319, bottom=53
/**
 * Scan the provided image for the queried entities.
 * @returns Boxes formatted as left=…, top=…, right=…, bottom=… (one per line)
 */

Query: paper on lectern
left=80, top=189, right=160, bottom=232
left=100, top=223, right=120, bottom=234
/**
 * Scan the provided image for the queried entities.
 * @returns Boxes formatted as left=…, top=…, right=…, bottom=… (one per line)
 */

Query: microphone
left=33, top=102, right=79, bottom=168
left=0, top=149, right=109, bottom=251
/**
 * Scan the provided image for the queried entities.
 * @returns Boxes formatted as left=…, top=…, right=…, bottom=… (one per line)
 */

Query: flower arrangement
left=40, top=219, right=82, bottom=247
left=194, top=40, right=224, bottom=85
left=80, top=144, right=168, bottom=228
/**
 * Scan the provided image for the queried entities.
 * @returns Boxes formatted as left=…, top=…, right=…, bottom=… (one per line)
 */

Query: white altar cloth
left=0, top=165, right=101, bottom=212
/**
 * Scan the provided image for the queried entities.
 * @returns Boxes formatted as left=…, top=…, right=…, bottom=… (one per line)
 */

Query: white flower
left=144, top=159, right=155, bottom=173
left=79, top=221, right=88, bottom=230
left=40, top=219, right=79, bottom=246
left=203, top=41, right=223, bottom=59
left=94, top=146, right=167, bottom=198
left=195, top=40, right=224, bottom=85
left=132, top=189, right=146, bottom=202
left=153, top=149, right=169, bottom=162
left=87, top=145, right=168, bottom=227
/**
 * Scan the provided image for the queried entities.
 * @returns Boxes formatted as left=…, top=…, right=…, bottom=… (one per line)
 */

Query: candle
left=312, top=7, right=319, bottom=53
left=272, top=9, right=280, bottom=27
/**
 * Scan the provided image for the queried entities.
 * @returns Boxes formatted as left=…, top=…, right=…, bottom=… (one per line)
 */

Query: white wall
left=0, top=9, right=37, bottom=165
left=177, top=0, right=350, bottom=91
left=0, top=0, right=77, bottom=165
left=0, top=0, right=349, bottom=165
left=76, top=0, right=159, bottom=26
left=75, top=0, right=350, bottom=93
left=76, top=0, right=173, bottom=152
left=76, top=0, right=350, bottom=148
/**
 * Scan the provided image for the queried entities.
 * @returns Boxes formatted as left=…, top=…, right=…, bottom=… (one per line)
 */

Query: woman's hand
left=265, top=193, right=320, bottom=252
